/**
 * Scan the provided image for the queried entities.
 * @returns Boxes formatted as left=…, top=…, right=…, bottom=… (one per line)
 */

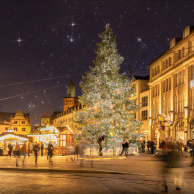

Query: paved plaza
left=0, top=153, right=194, bottom=193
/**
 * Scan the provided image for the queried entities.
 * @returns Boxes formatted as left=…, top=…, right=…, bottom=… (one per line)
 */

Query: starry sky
left=0, top=0, right=193, bottom=127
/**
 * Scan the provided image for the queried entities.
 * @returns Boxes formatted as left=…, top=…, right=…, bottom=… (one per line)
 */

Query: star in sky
left=15, top=33, right=24, bottom=48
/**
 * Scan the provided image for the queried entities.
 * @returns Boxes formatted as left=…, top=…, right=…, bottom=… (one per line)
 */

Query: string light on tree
left=73, top=24, right=142, bottom=149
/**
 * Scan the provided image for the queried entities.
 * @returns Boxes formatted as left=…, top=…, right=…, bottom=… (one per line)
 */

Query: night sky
left=0, top=0, right=193, bottom=126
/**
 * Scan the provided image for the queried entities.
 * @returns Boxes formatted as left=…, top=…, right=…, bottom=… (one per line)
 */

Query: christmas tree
left=73, top=24, right=142, bottom=149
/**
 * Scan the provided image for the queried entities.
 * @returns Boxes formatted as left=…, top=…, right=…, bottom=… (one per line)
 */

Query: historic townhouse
left=130, top=75, right=150, bottom=141
left=148, top=26, right=194, bottom=142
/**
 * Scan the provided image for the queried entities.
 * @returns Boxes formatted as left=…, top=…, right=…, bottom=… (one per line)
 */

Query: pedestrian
left=120, top=140, right=126, bottom=155
left=124, top=140, right=129, bottom=156
left=184, top=145, right=188, bottom=158
left=8, top=143, right=13, bottom=158
left=97, top=135, right=105, bottom=156
left=33, top=142, right=40, bottom=164
left=141, top=140, right=145, bottom=154
left=41, top=142, right=44, bottom=156
left=47, top=141, right=54, bottom=164
left=147, top=139, right=151, bottom=153
left=188, top=140, right=193, bottom=157
left=161, top=141, right=183, bottom=192
left=15, top=142, right=20, bottom=167
left=177, top=139, right=184, bottom=156
left=20, top=142, right=27, bottom=165
left=150, top=140, right=155, bottom=155
left=28, top=142, right=31, bottom=157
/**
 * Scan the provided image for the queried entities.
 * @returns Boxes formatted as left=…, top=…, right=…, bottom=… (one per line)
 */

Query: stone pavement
left=0, top=153, right=194, bottom=177
left=1, top=154, right=194, bottom=193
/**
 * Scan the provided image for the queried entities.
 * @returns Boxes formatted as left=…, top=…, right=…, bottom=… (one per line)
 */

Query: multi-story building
left=130, top=75, right=150, bottom=141
left=148, top=25, right=194, bottom=142
left=0, top=109, right=31, bottom=135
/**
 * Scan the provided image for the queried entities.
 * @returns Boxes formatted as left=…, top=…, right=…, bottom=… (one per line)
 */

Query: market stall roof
left=0, top=132, right=32, bottom=141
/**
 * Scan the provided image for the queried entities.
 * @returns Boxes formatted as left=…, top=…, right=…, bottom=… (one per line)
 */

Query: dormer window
left=170, top=38, right=175, bottom=49
left=183, top=26, right=190, bottom=38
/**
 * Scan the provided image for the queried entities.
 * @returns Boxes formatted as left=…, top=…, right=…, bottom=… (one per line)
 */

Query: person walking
left=8, top=143, right=13, bottom=158
left=15, top=143, right=20, bottom=167
left=150, top=140, right=155, bottom=155
left=41, top=142, right=44, bottom=156
left=120, top=140, right=126, bottom=155
left=177, top=139, right=184, bottom=156
left=161, top=141, right=183, bottom=192
left=47, top=141, right=54, bottom=164
left=124, top=140, right=129, bottom=156
left=184, top=145, right=188, bottom=158
left=20, top=142, right=27, bottom=165
left=97, top=135, right=105, bottom=156
left=147, top=140, right=151, bottom=153
left=141, top=140, right=145, bottom=154
left=33, top=142, right=40, bottom=164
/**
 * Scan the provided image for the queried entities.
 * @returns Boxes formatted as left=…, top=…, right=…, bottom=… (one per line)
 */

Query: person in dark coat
left=97, top=135, right=105, bottom=155
left=8, top=143, right=13, bottom=158
left=161, top=141, right=183, bottom=192
left=120, top=140, right=126, bottom=155
left=41, top=142, right=44, bottom=156
left=141, top=140, right=145, bottom=154
left=33, top=142, right=40, bottom=164
left=150, top=140, right=155, bottom=155
left=147, top=140, right=151, bottom=153
left=47, top=141, right=54, bottom=160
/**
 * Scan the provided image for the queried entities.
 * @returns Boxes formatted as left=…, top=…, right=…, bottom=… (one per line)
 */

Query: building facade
left=130, top=76, right=150, bottom=141
left=148, top=26, right=194, bottom=142
left=0, top=109, right=31, bottom=135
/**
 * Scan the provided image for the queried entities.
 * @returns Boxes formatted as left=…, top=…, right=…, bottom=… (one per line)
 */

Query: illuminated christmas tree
left=73, top=24, right=142, bottom=149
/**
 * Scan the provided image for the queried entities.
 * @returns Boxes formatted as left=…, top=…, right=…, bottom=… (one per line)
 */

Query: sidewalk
left=0, top=154, right=194, bottom=177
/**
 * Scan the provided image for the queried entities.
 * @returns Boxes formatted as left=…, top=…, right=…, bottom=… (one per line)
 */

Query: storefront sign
left=190, top=80, right=194, bottom=88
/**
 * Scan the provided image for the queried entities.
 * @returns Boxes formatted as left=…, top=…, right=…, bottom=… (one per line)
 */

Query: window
left=155, top=67, right=157, bottom=75
left=182, top=47, right=185, bottom=57
left=176, top=73, right=178, bottom=87
left=22, top=121, right=25, bottom=124
left=152, top=69, right=154, bottom=77
left=166, top=79, right=168, bottom=92
left=14, top=128, right=17, bottom=131
left=179, top=71, right=182, bottom=85
left=178, top=50, right=182, bottom=60
left=141, top=110, right=148, bottom=121
left=5, top=127, right=8, bottom=131
left=166, top=59, right=168, bottom=68
left=163, top=61, right=165, bottom=70
left=142, top=96, right=148, bottom=107
left=169, top=57, right=171, bottom=66
left=179, top=94, right=182, bottom=112
left=60, top=134, right=66, bottom=146
left=14, top=121, right=17, bottom=124
left=22, top=128, right=26, bottom=131
left=175, top=96, right=178, bottom=114
left=158, top=65, right=160, bottom=73
left=183, top=70, right=185, bottom=84
left=163, top=81, right=165, bottom=93
left=169, top=78, right=171, bottom=90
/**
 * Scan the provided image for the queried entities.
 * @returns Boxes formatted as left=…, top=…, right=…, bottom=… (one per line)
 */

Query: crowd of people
left=8, top=141, right=54, bottom=167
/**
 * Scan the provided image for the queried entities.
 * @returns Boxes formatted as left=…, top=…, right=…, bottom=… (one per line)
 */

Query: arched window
left=190, top=120, right=194, bottom=139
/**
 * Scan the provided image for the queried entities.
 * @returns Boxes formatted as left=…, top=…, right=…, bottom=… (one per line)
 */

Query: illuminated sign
left=190, top=80, right=194, bottom=88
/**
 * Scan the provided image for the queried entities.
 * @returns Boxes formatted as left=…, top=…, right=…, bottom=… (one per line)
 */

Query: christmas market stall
left=0, top=132, right=32, bottom=156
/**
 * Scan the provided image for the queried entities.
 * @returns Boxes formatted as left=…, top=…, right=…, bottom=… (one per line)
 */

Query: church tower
left=63, top=78, right=79, bottom=112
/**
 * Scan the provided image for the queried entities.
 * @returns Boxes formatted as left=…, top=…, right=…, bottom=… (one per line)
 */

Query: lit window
left=14, top=121, right=17, bottom=124
left=141, top=110, right=148, bottom=121
left=14, top=128, right=17, bottom=131
left=22, top=121, right=25, bottom=124
left=22, top=128, right=26, bottom=131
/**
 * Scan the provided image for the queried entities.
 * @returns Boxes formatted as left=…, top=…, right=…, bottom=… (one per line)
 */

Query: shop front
left=0, top=132, right=32, bottom=156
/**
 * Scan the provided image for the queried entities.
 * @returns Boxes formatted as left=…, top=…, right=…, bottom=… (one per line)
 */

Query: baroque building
left=148, top=26, right=194, bottom=142
left=130, top=76, right=150, bottom=141
left=0, top=109, right=31, bottom=135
